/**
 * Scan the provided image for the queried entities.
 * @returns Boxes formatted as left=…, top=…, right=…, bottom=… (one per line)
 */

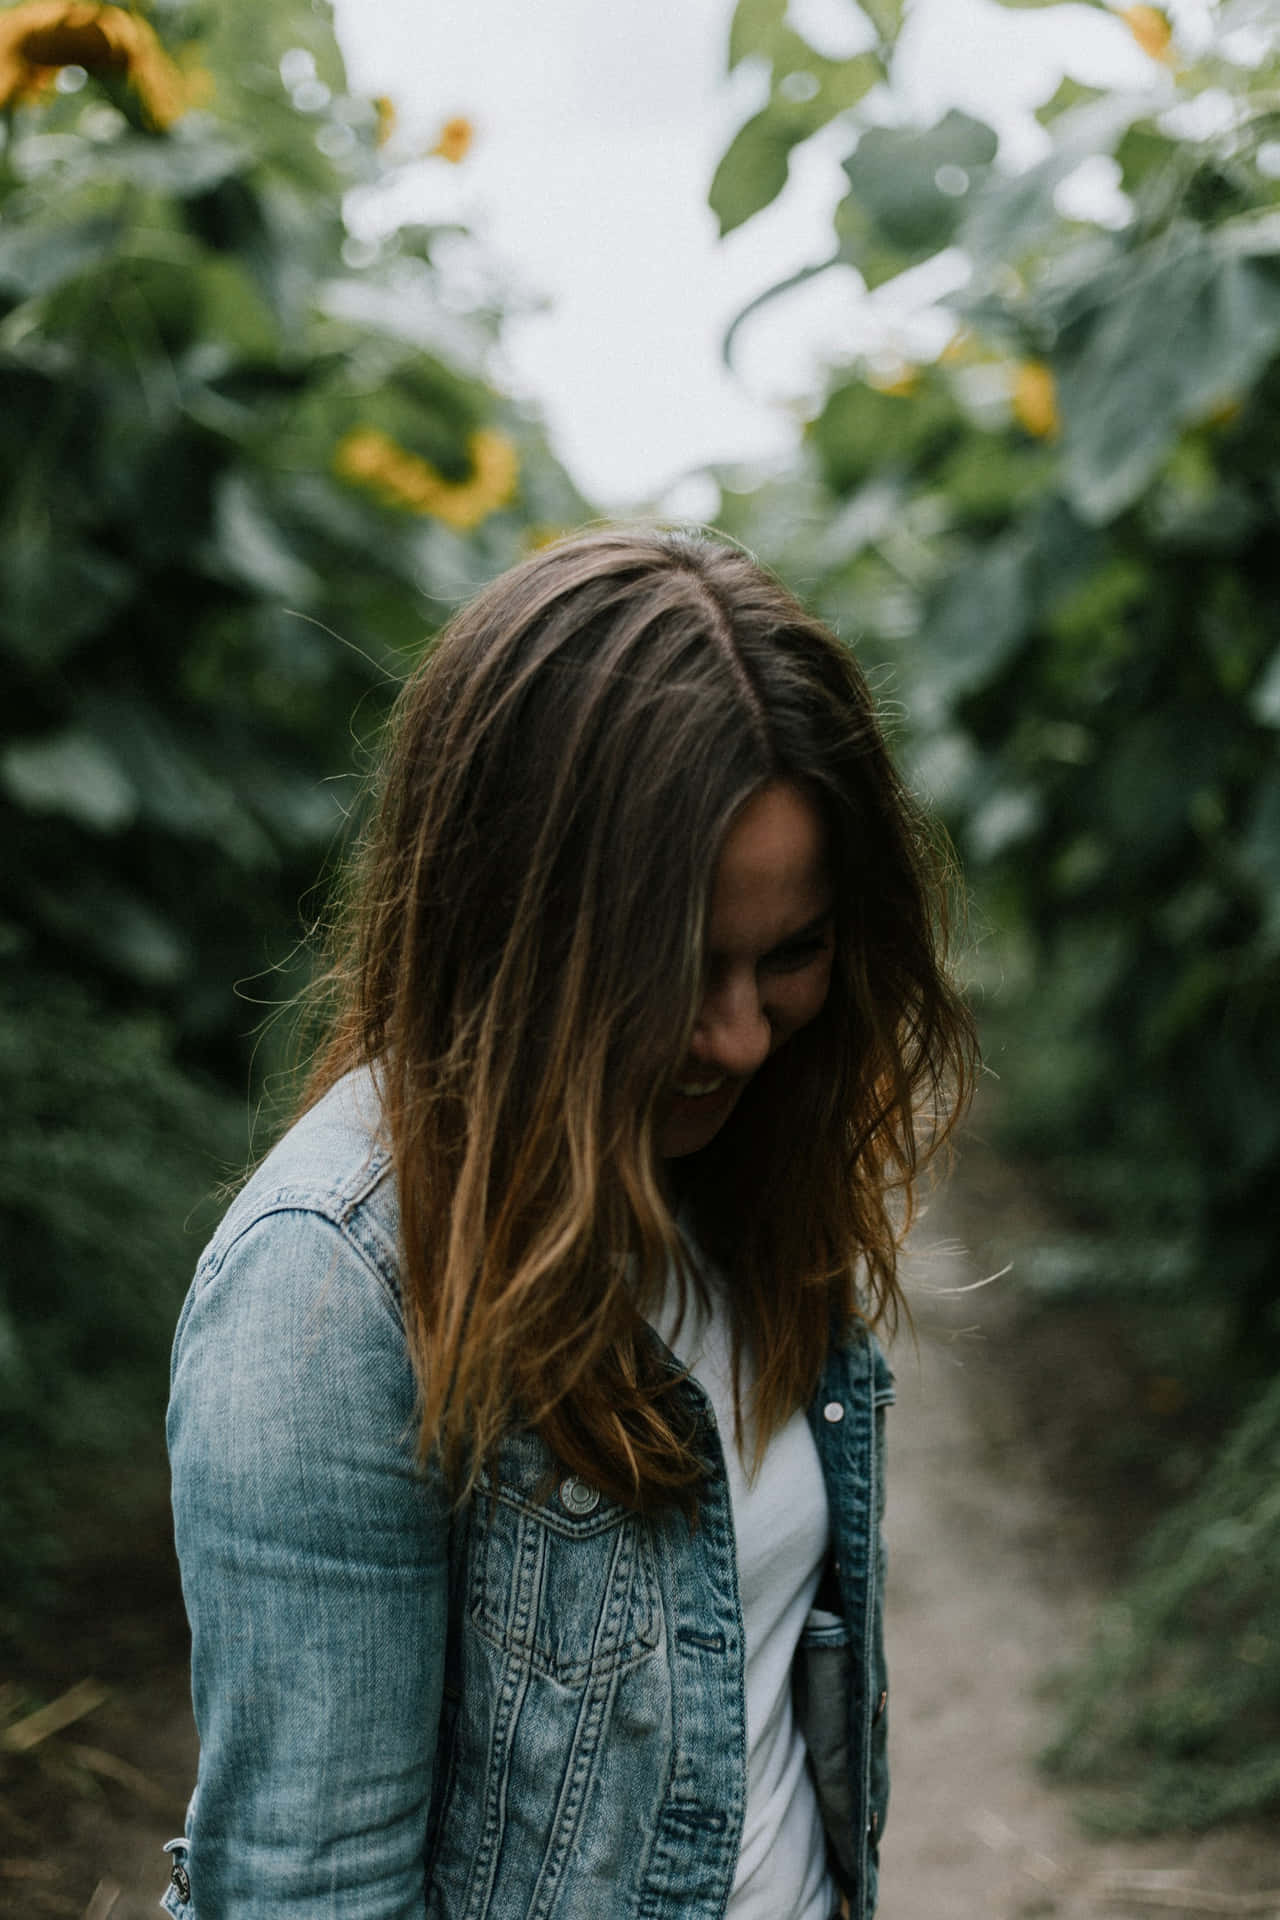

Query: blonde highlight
left=301, top=528, right=977, bottom=1511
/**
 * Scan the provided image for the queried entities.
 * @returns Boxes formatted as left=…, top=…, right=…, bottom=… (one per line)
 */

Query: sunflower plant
left=711, top=0, right=1280, bottom=1830
left=0, top=0, right=585, bottom=1621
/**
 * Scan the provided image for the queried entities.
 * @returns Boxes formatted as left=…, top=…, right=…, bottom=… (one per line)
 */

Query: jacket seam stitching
left=195, top=1196, right=403, bottom=1318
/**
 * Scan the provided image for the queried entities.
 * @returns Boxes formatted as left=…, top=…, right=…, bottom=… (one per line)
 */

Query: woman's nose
left=690, top=971, right=772, bottom=1078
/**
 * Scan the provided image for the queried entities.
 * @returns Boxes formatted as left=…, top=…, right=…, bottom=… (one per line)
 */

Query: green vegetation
left=711, top=0, right=1280, bottom=1830
left=0, top=0, right=583, bottom=1634
left=5, top=0, right=1277, bottom=1834
left=1043, top=1368, right=1280, bottom=1831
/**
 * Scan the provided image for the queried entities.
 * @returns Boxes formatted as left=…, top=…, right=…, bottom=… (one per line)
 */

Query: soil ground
left=879, top=1153, right=1277, bottom=1919
left=2, top=1149, right=1276, bottom=1919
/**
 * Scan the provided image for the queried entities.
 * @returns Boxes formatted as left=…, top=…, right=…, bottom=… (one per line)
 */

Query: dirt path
left=6, top=1170, right=1276, bottom=1918
left=880, top=1192, right=1277, bottom=1920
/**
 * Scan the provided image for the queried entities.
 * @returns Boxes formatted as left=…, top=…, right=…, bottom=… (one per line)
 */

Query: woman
left=164, top=527, right=975, bottom=1920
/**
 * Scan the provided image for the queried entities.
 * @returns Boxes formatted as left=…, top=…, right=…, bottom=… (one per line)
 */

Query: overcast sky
left=330, top=0, right=1165, bottom=509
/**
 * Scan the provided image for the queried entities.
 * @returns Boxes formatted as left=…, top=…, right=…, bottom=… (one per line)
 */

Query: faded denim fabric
left=165, top=1070, right=893, bottom=1920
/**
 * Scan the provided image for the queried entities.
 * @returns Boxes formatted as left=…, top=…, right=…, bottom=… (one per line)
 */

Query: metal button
left=822, top=1400, right=845, bottom=1423
left=163, top=1841, right=191, bottom=1904
left=873, top=1687, right=887, bottom=1724
left=559, top=1474, right=600, bottom=1516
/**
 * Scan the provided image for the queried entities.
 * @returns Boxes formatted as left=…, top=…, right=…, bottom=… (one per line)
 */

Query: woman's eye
left=763, top=936, right=831, bottom=975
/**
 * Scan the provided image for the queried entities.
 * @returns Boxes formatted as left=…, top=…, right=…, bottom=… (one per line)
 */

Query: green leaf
left=832, top=195, right=916, bottom=292
left=1057, top=239, right=1280, bottom=522
left=961, top=150, right=1082, bottom=276
left=199, top=0, right=349, bottom=100
left=729, top=0, right=883, bottom=86
left=837, top=112, right=998, bottom=284
left=1043, top=555, right=1148, bottom=652
left=1036, top=76, right=1108, bottom=126
left=728, top=0, right=787, bottom=68
left=37, top=240, right=206, bottom=363
left=212, top=472, right=321, bottom=602
left=709, top=105, right=807, bottom=234
left=968, top=783, right=1042, bottom=861
left=808, top=373, right=963, bottom=496
left=28, top=880, right=190, bottom=985
left=79, top=129, right=249, bottom=197
left=962, top=97, right=1147, bottom=274
left=195, top=255, right=281, bottom=360
left=710, top=51, right=880, bottom=233
left=920, top=534, right=1033, bottom=703
left=0, top=217, right=124, bottom=300
left=1, top=731, right=137, bottom=833
left=1114, top=122, right=1180, bottom=195
left=1092, top=711, right=1207, bottom=865
left=1217, top=209, right=1280, bottom=261
left=1252, top=649, right=1280, bottom=728
left=1240, top=774, right=1280, bottom=942
left=934, top=434, right=1056, bottom=520
left=857, top=0, right=906, bottom=43
left=0, top=534, right=134, bottom=666
left=779, top=45, right=880, bottom=118
left=77, top=693, right=277, bottom=865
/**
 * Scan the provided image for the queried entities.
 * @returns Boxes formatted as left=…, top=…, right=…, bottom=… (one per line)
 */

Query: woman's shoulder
left=168, top=1068, right=434, bottom=1606
left=195, top=1065, right=403, bottom=1309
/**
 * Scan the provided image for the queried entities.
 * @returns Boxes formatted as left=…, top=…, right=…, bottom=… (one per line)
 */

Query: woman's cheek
left=774, top=960, right=834, bottom=1048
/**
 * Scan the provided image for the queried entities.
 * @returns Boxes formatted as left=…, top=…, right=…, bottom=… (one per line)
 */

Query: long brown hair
left=304, top=527, right=976, bottom=1509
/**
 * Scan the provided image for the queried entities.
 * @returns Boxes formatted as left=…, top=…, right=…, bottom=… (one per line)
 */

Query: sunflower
left=429, top=115, right=473, bottom=164
left=1011, top=361, right=1060, bottom=441
left=1122, top=5, right=1173, bottom=64
left=334, top=426, right=519, bottom=532
left=372, top=93, right=396, bottom=148
left=0, top=2, right=192, bottom=127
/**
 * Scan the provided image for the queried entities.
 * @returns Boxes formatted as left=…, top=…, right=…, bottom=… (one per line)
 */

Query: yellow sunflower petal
left=334, top=426, right=518, bottom=531
left=1121, top=5, right=1173, bottom=63
left=372, top=94, right=396, bottom=147
left=1011, top=361, right=1060, bottom=440
left=429, top=115, right=474, bottom=164
left=0, top=2, right=191, bottom=125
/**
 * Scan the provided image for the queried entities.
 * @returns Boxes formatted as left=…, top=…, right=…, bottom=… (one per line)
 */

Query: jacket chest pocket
left=467, top=1432, right=662, bottom=1685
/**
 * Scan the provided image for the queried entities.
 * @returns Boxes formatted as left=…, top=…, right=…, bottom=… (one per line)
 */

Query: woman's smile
left=665, top=1073, right=741, bottom=1131
left=671, top=1073, right=728, bottom=1098
left=658, top=780, right=835, bottom=1158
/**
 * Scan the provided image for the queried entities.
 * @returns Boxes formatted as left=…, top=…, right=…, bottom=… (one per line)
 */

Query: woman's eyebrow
left=705, top=906, right=836, bottom=966
left=768, top=907, right=836, bottom=951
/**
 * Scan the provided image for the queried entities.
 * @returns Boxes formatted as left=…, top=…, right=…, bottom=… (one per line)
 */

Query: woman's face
left=657, top=780, right=835, bottom=1159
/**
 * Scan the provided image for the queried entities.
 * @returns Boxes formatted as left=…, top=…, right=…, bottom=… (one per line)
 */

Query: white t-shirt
left=654, top=1273, right=837, bottom=1920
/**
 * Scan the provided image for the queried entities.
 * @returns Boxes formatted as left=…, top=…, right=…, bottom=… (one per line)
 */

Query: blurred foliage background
left=0, top=0, right=584, bottom=1642
left=709, top=0, right=1280, bottom=1832
left=2, top=0, right=1278, bottom=1848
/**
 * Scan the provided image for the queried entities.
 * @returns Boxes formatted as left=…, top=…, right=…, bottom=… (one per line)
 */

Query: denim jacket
left=165, top=1070, right=893, bottom=1920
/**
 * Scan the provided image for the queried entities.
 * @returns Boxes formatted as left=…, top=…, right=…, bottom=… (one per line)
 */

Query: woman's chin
left=656, top=1082, right=740, bottom=1158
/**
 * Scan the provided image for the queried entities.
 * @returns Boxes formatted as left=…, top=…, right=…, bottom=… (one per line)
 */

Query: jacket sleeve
left=167, top=1206, right=449, bottom=1919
